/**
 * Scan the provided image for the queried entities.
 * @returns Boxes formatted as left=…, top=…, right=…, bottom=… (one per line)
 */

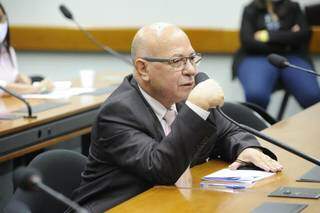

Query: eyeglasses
left=141, top=52, right=202, bottom=71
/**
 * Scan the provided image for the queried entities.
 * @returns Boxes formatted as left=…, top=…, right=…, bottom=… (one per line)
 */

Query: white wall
left=2, top=0, right=319, bottom=29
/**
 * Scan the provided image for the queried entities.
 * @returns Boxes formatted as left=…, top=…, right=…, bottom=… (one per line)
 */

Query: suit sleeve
left=94, top=105, right=215, bottom=185
left=208, top=109, right=275, bottom=162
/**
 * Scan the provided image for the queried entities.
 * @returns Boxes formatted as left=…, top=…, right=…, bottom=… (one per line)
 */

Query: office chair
left=239, top=102, right=278, bottom=125
left=272, top=3, right=320, bottom=121
left=5, top=150, right=87, bottom=213
left=305, top=3, right=320, bottom=26
left=232, top=59, right=290, bottom=121
left=241, top=82, right=290, bottom=121
left=275, top=87, right=290, bottom=121
left=221, top=102, right=276, bottom=131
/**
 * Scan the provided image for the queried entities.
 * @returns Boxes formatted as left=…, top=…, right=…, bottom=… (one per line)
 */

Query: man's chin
left=176, top=92, right=191, bottom=103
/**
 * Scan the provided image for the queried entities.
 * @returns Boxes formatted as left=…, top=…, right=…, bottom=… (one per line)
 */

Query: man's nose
left=182, top=60, right=197, bottom=76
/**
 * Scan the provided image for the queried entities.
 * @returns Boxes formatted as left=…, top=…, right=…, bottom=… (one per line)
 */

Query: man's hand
left=229, top=148, right=283, bottom=172
left=187, top=79, right=224, bottom=110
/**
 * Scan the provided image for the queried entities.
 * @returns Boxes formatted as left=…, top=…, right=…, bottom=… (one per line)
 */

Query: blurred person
left=0, top=3, right=53, bottom=96
left=233, top=0, right=320, bottom=110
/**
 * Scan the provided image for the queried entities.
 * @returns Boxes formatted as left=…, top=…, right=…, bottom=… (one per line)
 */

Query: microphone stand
left=35, top=181, right=88, bottom=213
left=0, top=85, right=36, bottom=119
left=216, top=107, right=320, bottom=166
left=15, top=167, right=88, bottom=213
left=72, top=19, right=133, bottom=66
left=59, top=5, right=132, bottom=66
left=285, top=62, right=320, bottom=77
left=268, top=53, right=320, bottom=77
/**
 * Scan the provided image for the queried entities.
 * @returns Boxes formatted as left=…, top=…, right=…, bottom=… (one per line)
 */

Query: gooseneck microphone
left=268, top=53, right=320, bottom=77
left=14, top=167, right=88, bottom=213
left=0, top=86, right=36, bottom=119
left=195, top=72, right=320, bottom=167
left=59, top=5, right=132, bottom=66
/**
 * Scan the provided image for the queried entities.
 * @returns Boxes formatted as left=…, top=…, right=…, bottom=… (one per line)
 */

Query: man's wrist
left=186, top=100, right=210, bottom=120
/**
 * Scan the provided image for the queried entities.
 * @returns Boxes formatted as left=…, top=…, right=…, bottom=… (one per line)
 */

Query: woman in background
left=233, top=0, right=320, bottom=110
left=0, top=3, right=53, bottom=96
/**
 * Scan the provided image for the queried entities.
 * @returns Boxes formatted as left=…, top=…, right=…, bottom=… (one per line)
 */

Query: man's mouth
left=180, top=81, right=194, bottom=87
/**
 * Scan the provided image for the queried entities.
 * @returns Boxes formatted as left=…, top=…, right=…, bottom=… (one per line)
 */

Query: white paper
left=22, top=87, right=95, bottom=99
left=202, top=168, right=275, bottom=184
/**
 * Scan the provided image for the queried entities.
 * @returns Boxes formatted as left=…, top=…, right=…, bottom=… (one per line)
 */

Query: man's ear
left=135, top=59, right=150, bottom=81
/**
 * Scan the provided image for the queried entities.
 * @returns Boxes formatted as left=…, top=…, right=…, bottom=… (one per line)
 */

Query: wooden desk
left=109, top=103, right=320, bottom=213
left=0, top=71, right=129, bottom=162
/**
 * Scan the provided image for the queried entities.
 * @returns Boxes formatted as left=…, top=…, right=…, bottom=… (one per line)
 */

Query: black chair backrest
left=305, top=4, right=320, bottom=26
left=239, top=102, right=277, bottom=125
left=221, top=102, right=270, bottom=131
left=10, top=150, right=87, bottom=213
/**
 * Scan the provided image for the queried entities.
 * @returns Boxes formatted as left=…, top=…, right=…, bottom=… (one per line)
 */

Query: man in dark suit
left=71, top=23, right=283, bottom=213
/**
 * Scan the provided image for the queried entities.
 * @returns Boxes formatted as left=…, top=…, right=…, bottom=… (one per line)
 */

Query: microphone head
left=14, top=167, right=42, bottom=191
left=195, top=72, right=210, bottom=85
left=59, top=5, right=74, bottom=20
left=267, top=53, right=289, bottom=68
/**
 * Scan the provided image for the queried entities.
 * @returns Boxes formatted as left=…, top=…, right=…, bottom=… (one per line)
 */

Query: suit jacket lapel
left=128, top=75, right=166, bottom=140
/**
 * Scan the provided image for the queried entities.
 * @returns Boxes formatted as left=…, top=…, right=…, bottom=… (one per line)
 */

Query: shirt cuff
left=186, top=100, right=210, bottom=120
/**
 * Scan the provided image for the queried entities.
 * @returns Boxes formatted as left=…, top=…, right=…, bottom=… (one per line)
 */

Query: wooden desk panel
left=0, top=71, right=129, bottom=162
left=0, top=72, right=128, bottom=135
left=109, top=103, right=320, bottom=213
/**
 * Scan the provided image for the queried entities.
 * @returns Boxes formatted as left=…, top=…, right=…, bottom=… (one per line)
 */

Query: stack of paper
left=201, top=168, right=275, bottom=190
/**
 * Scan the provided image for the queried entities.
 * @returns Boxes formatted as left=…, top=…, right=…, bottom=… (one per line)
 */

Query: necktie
left=163, top=108, right=192, bottom=188
left=163, top=108, right=176, bottom=135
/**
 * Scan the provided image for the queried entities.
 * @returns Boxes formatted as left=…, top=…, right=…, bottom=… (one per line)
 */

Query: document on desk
left=22, top=87, right=95, bottom=99
left=201, top=168, right=275, bottom=189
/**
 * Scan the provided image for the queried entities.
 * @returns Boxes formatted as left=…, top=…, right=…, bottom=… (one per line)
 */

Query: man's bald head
left=131, top=23, right=197, bottom=108
left=131, top=23, right=189, bottom=62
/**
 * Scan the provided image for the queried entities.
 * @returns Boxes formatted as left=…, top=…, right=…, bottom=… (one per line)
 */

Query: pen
left=203, top=177, right=240, bottom=181
left=200, top=181, right=247, bottom=190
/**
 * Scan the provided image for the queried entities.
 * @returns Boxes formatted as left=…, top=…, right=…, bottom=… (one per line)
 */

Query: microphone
left=268, top=53, right=320, bottom=77
left=14, top=167, right=88, bottom=213
left=195, top=72, right=320, bottom=167
left=59, top=4, right=132, bottom=66
left=0, top=86, right=36, bottom=119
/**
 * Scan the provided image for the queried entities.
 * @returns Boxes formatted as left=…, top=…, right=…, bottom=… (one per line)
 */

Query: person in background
left=0, top=3, right=53, bottom=210
left=69, top=22, right=282, bottom=213
left=232, top=0, right=320, bottom=110
left=0, top=3, right=53, bottom=96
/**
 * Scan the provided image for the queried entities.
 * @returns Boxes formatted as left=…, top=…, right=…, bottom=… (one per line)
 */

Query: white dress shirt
left=138, top=85, right=210, bottom=132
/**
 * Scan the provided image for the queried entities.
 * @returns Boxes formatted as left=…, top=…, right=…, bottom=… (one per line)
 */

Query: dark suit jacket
left=71, top=74, right=274, bottom=213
